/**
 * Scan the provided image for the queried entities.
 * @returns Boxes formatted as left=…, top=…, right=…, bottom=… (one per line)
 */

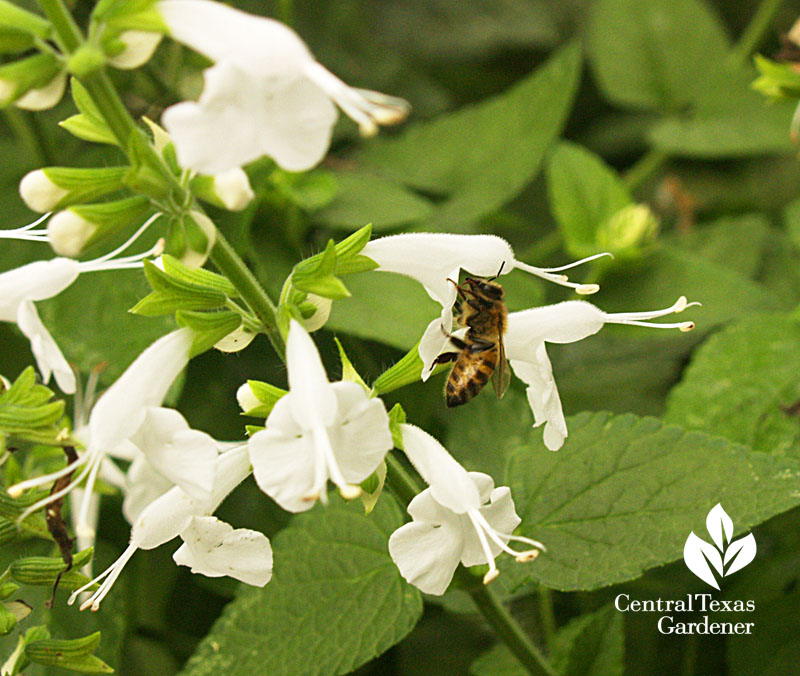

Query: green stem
left=384, top=454, right=556, bottom=676
left=37, top=0, right=286, bottom=359
left=623, top=149, right=669, bottom=193
left=459, top=570, right=558, bottom=676
left=211, top=232, right=285, bottom=359
left=537, top=586, right=557, bottom=652
left=729, top=0, right=784, bottom=69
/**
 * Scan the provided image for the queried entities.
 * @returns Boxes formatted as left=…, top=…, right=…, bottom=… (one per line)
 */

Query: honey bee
left=432, top=271, right=510, bottom=407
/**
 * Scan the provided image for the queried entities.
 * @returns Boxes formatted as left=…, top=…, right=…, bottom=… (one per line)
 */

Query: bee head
left=465, top=277, right=504, bottom=300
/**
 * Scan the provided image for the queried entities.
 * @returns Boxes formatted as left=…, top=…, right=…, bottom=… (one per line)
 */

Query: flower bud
left=47, top=210, right=95, bottom=257
left=0, top=53, right=62, bottom=109
left=596, top=203, right=659, bottom=260
left=236, top=382, right=260, bottom=413
left=48, top=196, right=152, bottom=257
left=190, top=169, right=255, bottom=211
left=20, top=166, right=129, bottom=212
left=19, top=170, right=68, bottom=212
left=298, top=293, right=332, bottom=332
left=107, top=30, right=163, bottom=69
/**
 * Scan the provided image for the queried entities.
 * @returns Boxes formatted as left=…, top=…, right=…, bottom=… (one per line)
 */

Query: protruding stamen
left=15, top=457, right=94, bottom=525
left=470, top=510, right=546, bottom=563
left=604, top=297, right=700, bottom=331
left=537, top=252, right=614, bottom=273
left=0, top=213, right=51, bottom=240
left=7, top=452, right=88, bottom=497
left=69, top=543, right=138, bottom=611
left=77, top=214, right=163, bottom=274
left=467, top=511, right=500, bottom=585
left=514, top=261, right=600, bottom=294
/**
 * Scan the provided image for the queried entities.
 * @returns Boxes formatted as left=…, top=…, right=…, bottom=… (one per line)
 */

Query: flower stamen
left=69, top=543, right=138, bottom=611
left=604, top=297, right=701, bottom=332
left=0, top=213, right=51, bottom=241
left=467, top=511, right=501, bottom=585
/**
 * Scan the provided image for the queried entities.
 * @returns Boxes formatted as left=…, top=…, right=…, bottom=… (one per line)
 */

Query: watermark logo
left=683, top=503, right=757, bottom=590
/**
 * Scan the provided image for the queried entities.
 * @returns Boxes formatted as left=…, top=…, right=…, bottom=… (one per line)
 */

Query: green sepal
left=752, top=54, right=800, bottom=101
left=293, top=223, right=377, bottom=277
left=66, top=195, right=152, bottom=252
left=0, top=2, right=50, bottom=38
left=66, top=44, right=107, bottom=78
left=245, top=424, right=265, bottom=436
left=91, top=0, right=167, bottom=33
left=40, top=166, right=128, bottom=209
left=26, top=631, right=114, bottom=674
left=0, top=582, right=19, bottom=600
left=0, top=519, right=18, bottom=546
left=59, top=78, right=117, bottom=145
left=176, top=310, right=242, bottom=357
left=132, top=258, right=228, bottom=316
left=9, top=547, right=95, bottom=591
left=3, top=625, right=49, bottom=676
left=241, top=380, right=287, bottom=418
left=0, top=27, right=35, bottom=54
left=0, top=368, right=66, bottom=448
left=0, top=602, right=19, bottom=635
left=372, top=342, right=448, bottom=395
left=387, top=403, right=406, bottom=450
left=0, top=53, right=61, bottom=107
left=125, top=129, right=174, bottom=200
left=334, top=337, right=369, bottom=392
left=0, top=490, right=50, bottom=539
left=292, top=239, right=351, bottom=300
left=162, top=254, right=237, bottom=295
left=359, top=461, right=386, bottom=515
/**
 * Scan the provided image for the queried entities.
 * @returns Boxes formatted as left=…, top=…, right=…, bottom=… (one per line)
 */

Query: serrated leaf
left=357, top=42, right=582, bottom=230
left=179, top=496, right=422, bottom=676
left=546, top=141, right=631, bottom=258
left=665, top=314, right=800, bottom=456
left=504, top=411, right=800, bottom=590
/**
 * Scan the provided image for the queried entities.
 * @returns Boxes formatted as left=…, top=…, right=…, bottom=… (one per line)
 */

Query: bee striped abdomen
left=445, top=348, right=498, bottom=407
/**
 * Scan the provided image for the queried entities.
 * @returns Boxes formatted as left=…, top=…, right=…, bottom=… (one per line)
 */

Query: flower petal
left=509, top=344, right=568, bottom=451
left=16, top=299, right=76, bottom=393
left=362, top=234, right=514, bottom=307
left=0, top=258, right=79, bottom=320
left=460, top=482, right=521, bottom=567
left=87, top=328, right=193, bottom=454
left=399, top=424, right=480, bottom=513
left=249, top=427, right=317, bottom=513
left=286, top=320, right=337, bottom=429
left=130, top=485, right=195, bottom=550
left=129, top=407, right=218, bottom=503
left=123, top=454, right=173, bottom=524
left=174, top=515, right=272, bottom=586
left=504, top=301, right=606, bottom=359
left=329, top=382, right=392, bottom=482
left=162, top=63, right=264, bottom=174
left=388, top=519, right=464, bottom=595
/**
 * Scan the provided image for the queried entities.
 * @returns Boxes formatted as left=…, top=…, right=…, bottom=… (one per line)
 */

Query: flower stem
left=37, top=0, right=286, bottom=358
left=729, top=0, right=785, bottom=69
left=384, top=454, right=556, bottom=676
left=210, top=232, right=285, bottom=359
left=458, top=569, right=558, bottom=676
left=537, top=586, right=557, bottom=652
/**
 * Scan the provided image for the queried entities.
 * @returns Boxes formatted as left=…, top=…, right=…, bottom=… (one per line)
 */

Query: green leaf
left=357, top=42, right=582, bottom=230
left=0, top=368, right=65, bottom=447
left=314, top=171, right=434, bottom=231
left=586, top=0, right=729, bottom=111
left=546, top=141, right=632, bottom=258
left=270, top=167, right=338, bottom=211
left=505, top=412, right=800, bottom=590
left=470, top=604, right=623, bottom=676
left=665, top=314, right=800, bottom=456
left=753, top=54, right=800, bottom=100
left=59, top=79, right=117, bottom=146
left=179, top=496, right=422, bottom=676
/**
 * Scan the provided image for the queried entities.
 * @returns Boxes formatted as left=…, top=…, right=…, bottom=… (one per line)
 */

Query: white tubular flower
left=19, top=170, right=68, bottom=212
left=504, top=297, right=699, bottom=451
left=212, top=168, right=254, bottom=211
left=8, top=329, right=194, bottom=541
left=248, top=320, right=393, bottom=512
left=173, top=515, right=273, bottom=586
left=360, top=233, right=609, bottom=377
left=157, top=0, right=410, bottom=173
left=388, top=424, right=544, bottom=595
left=69, top=445, right=271, bottom=611
left=0, top=216, right=164, bottom=393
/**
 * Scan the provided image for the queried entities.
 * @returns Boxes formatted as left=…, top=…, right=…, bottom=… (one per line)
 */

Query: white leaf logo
left=683, top=503, right=756, bottom=589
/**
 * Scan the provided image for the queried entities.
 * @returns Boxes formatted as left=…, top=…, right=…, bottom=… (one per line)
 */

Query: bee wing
left=492, top=334, right=511, bottom=399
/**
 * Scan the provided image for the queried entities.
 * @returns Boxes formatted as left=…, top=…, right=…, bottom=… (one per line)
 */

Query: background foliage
left=3, top=0, right=800, bottom=674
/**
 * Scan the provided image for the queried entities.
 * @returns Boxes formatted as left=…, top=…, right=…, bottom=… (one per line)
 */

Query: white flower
left=69, top=445, right=272, bottom=611
left=388, top=424, right=543, bottom=595
left=157, top=0, right=410, bottom=174
left=360, top=233, right=609, bottom=377
left=248, top=320, right=392, bottom=512
left=9, top=329, right=194, bottom=540
left=0, top=215, right=164, bottom=392
left=504, top=297, right=699, bottom=451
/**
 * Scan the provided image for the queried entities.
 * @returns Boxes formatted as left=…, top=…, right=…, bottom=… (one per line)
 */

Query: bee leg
left=432, top=351, right=459, bottom=365
left=468, top=337, right=495, bottom=353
